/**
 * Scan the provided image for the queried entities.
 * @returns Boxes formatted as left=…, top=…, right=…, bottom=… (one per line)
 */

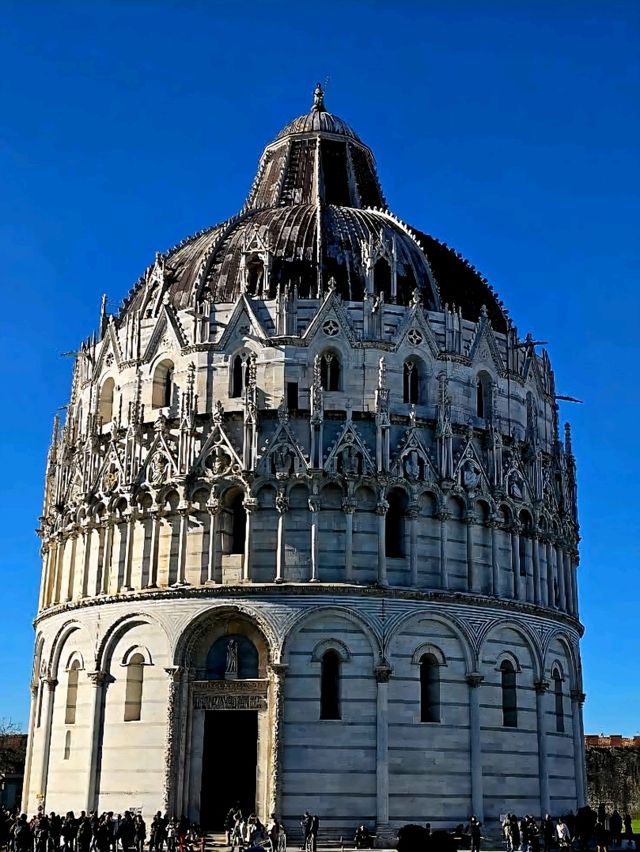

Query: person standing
left=310, top=816, right=319, bottom=852
left=542, top=816, right=554, bottom=852
left=470, top=817, right=481, bottom=852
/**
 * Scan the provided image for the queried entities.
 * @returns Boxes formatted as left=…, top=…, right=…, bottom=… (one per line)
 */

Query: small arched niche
left=205, top=634, right=259, bottom=681
left=152, top=359, right=175, bottom=409
left=99, top=377, right=115, bottom=423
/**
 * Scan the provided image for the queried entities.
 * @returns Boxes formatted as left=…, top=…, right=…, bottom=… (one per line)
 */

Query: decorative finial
left=312, top=82, right=325, bottom=112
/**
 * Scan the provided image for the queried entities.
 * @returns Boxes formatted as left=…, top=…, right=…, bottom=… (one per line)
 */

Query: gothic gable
left=215, top=294, right=268, bottom=351
left=324, top=419, right=375, bottom=477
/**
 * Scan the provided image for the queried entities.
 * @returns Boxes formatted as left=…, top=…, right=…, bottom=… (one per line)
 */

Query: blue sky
left=0, top=1, right=638, bottom=733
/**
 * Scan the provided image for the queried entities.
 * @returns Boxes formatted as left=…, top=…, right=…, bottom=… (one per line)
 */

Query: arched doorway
left=183, top=614, right=272, bottom=829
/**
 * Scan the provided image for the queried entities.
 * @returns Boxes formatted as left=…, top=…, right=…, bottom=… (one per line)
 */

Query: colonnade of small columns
left=39, top=493, right=579, bottom=619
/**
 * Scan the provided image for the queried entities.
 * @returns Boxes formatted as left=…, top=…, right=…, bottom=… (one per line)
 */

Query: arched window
left=385, top=490, right=406, bottom=557
left=229, top=491, right=246, bottom=555
left=553, top=668, right=565, bottom=733
left=476, top=372, right=492, bottom=419
left=420, top=654, right=440, bottom=723
left=246, top=257, right=265, bottom=295
left=230, top=353, right=252, bottom=398
left=152, top=359, right=175, bottom=409
left=63, top=730, right=71, bottom=760
left=99, top=378, right=115, bottom=423
left=320, top=352, right=340, bottom=392
left=320, top=650, right=341, bottom=720
left=403, top=360, right=420, bottom=404
left=373, top=257, right=392, bottom=302
left=65, top=660, right=81, bottom=725
left=124, top=653, right=145, bottom=722
left=500, top=659, right=518, bottom=728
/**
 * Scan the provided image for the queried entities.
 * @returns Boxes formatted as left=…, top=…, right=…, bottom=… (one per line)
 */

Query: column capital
left=43, top=676, right=58, bottom=692
left=534, top=679, right=550, bottom=695
left=342, top=498, right=357, bottom=514
left=275, top=493, right=289, bottom=514
left=436, top=510, right=451, bottom=522
left=375, top=500, right=389, bottom=516
left=164, top=665, right=186, bottom=683
left=307, top=496, right=321, bottom=513
left=86, top=670, right=112, bottom=688
left=570, top=689, right=586, bottom=704
left=465, top=673, right=484, bottom=688
left=374, top=658, right=392, bottom=683
left=269, top=662, right=288, bottom=678
left=243, top=497, right=259, bottom=514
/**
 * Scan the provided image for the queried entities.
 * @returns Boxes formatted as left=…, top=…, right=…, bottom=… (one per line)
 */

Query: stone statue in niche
left=404, top=451, right=421, bottom=482
left=463, top=460, right=481, bottom=491
left=509, top=473, right=524, bottom=500
left=150, top=451, right=169, bottom=487
left=225, top=638, right=239, bottom=680
left=273, top=445, right=293, bottom=479
left=341, top=445, right=360, bottom=476
left=211, top=445, right=231, bottom=476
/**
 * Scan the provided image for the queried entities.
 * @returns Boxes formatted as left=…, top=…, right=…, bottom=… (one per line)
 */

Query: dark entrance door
left=200, top=710, right=258, bottom=829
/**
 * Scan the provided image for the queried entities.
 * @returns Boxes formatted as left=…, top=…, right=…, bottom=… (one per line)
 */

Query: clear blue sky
left=1, top=1, right=638, bottom=733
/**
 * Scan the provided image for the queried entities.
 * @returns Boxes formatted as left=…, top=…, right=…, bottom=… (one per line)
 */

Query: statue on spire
left=312, top=82, right=325, bottom=112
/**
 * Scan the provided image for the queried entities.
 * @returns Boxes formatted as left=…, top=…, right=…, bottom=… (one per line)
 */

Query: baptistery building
left=24, top=87, right=585, bottom=833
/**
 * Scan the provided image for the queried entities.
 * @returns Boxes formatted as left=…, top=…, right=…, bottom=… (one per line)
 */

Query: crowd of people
left=501, top=807, right=636, bottom=852
left=0, top=809, right=203, bottom=852
left=1, top=803, right=637, bottom=852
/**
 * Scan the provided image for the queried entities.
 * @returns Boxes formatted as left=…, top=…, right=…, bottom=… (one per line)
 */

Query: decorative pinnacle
left=312, top=82, right=325, bottom=112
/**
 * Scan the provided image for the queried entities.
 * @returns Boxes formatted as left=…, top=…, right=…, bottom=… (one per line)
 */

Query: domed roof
left=276, top=84, right=362, bottom=142
left=118, top=86, right=508, bottom=332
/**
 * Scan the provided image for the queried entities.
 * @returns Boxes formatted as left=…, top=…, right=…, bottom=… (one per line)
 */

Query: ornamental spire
left=312, top=82, right=325, bottom=112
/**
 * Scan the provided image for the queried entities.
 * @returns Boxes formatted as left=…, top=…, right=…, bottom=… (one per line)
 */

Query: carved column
left=65, top=529, right=78, bottom=601
left=343, top=498, right=356, bottom=583
left=86, top=670, right=112, bottom=813
left=176, top=505, right=189, bottom=585
left=408, top=503, right=419, bottom=587
left=206, top=495, right=221, bottom=584
left=81, top=522, right=93, bottom=598
left=488, top=517, right=500, bottom=596
left=243, top=498, right=258, bottom=582
left=308, top=496, right=321, bottom=582
left=163, top=666, right=185, bottom=815
left=571, top=690, right=587, bottom=807
left=101, top=519, right=114, bottom=594
left=122, top=509, right=137, bottom=591
left=556, top=544, right=567, bottom=611
left=376, top=500, right=388, bottom=586
left=511, top=522, right=522, bottom=600
left=466, top=674, right=484, bottom=821
left=565, top=550, right=576, bottom=616
left=374, top=659, right=392, bottom=834
left=532, top=534, right=542, bottom=606
left=147, top=509, right=160, bottom=588
left=437, top=511, right=450, bottom=590
left=269, top=663, right=287, bottom=817
left=275, top=490, right=288, bottom=583
left=22, top=683, right=39, bottom=812
left=465, top=512, right=476, bottom=592
left=535, top=680, right=551, bottom=818
left=546, top=540, right=556, bottom=608
left=53, top=534, right=65, bottom=604
left=39, top=676, right=58, bottom=809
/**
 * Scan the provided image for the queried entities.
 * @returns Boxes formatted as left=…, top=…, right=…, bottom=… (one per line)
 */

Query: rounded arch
left=64, top=650, right=85, bottom=672
left=479, top=619, right=542, bottom=680
left=49, top=621, right=91, bottom=680
left=411, top=642, right=448, bottom=667
left=494, top=650, right=522, bottom=674
left=96, top=612, right=169, bottom=673
left=311, top=638, right=351, bottom=663
left=282, top=605, right=381, bottom=667
left=317, top=346, right=343, bottom=392
left=544, top=632, right=580, bottom=692
left=121, top=644, right=153, bottom=667
left=402, top=355, right=427, bottom=405
left=32, top=634, right=46, bottom=687
left=173, top=603, right=277, bottom=672
left=99, top=376, right=115, bottom=423
left=385, top=610, right=475, bottom=675
left=152, top=358, right=175, bottom=409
